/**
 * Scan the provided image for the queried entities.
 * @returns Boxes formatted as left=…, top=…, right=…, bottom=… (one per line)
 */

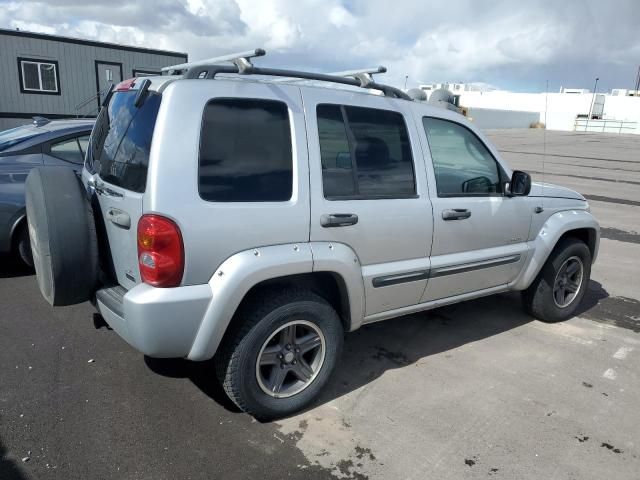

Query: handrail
left=574, top=118, right=638, bottom=133
left=75, top=86, right=111, bottom=117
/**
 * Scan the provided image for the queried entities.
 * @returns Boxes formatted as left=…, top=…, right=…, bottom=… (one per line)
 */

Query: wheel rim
left=256, top=320, right=326, bottom=399
left=552, top=256, right=584, bottom=308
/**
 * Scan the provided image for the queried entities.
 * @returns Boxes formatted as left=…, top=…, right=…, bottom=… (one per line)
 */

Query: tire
left=215, top=288, right=344, bottom=420
left=25, top=167, right=99, bottom=306
left=15, top=223, right=34, bottom=268
left=522, top=237, right=592, bottom=322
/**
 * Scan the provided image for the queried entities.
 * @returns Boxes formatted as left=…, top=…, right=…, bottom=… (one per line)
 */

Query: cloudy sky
left=1, top=0, right=639, bottom=92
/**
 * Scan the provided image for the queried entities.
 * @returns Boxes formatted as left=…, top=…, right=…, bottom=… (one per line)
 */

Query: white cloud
left=1, top=0, right=638, bottom=91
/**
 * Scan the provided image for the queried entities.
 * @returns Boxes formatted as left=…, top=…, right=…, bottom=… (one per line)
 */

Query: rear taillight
left=137, top=215, right=184, bottom=287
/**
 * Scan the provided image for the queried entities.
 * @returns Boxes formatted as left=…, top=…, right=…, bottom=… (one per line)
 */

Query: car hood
left=529, top=181, right=585, bottom=201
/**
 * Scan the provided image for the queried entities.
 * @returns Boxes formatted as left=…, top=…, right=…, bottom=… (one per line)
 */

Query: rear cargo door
left=87, top=87, right=161, bottom=289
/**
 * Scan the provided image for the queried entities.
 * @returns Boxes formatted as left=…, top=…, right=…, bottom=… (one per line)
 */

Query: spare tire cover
left=25, top=167, right=99, bottom=306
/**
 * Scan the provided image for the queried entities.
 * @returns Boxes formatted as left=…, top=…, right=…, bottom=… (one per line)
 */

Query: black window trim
left=317, top=102, right=418, bottom=201
left=197, top=96, right=295, bottom=203
left=17, top=57, right=61, bottom=96
left=422, top=116, right=509, bottom=198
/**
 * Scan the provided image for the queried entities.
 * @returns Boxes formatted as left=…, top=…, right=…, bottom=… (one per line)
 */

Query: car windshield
left=0, top=125, right=41, bottom=152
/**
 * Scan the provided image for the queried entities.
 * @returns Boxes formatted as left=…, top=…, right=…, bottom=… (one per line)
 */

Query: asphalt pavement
left=1, top=129, right=639, bottom=479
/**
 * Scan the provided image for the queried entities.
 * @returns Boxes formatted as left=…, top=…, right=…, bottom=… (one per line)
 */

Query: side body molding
left=510, top=209, right=600, bottom=291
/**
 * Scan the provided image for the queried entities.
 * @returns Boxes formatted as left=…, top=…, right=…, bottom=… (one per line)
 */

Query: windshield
left=0, top=125, right=41, bottom=152
left=88, top=90, right=161, bottom=193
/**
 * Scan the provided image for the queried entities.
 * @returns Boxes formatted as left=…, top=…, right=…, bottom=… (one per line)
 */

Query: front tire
left=215, top=288, right=343, bottom=420
left=522, top=237, right=592, bottom=322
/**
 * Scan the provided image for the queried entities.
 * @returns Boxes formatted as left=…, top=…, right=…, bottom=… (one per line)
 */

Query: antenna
left=542, top=80, right=549, bottom=211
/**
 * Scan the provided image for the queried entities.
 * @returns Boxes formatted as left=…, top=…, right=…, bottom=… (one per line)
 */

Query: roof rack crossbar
left=183, top=64, right=411, bottom=100
left=162, top=48, right=265, bottom=74
left=273, top=66, right=387, bottom=84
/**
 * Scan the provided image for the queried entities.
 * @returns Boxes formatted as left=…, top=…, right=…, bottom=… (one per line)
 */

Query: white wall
left=466, top=108, right=539, bottom=129
left=458, top=91, right=600, bottom=131
left=459, top=91, right=640, bottom=133
left=603, top=96, right=640, bottom=121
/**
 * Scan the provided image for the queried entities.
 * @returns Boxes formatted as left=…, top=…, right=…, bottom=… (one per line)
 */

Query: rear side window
left=317, top=104, right=415, bottom=199
left=90, top=91, right=161, bottom=193
left=199, top=99, right=293, bottom=202
left=51, top=135, right=88, bottom=164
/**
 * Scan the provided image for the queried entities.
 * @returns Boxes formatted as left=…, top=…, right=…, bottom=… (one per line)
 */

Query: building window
left=18, top=58, right=60, bottom=94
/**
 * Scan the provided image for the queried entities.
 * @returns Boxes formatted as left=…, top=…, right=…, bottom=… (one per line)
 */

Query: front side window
left=199, top=99, right=293, bottom=202
left=422, top=117, right=502, bottom=196
left=317, top=104, right=416, bottom=199
left=51, top=136, right=88, bottom=164
left=19, top=58, right=59, bottom=94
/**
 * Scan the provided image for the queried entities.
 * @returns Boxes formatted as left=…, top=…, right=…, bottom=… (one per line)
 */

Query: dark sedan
left=0, top=117, right=94, bottom=266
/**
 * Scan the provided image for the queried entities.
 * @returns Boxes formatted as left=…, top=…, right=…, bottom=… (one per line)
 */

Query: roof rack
left=162, top=49, right=266, bottom=74
left=167, top=49, right=410, bottom=100
left=273, top=66, right=387, bottom=85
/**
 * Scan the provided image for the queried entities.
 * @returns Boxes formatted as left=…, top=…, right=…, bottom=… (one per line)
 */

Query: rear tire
left=15, top=223, right=33, bottom=268
left=215, top=288, right=343, bottom=420
left=25, top=167, right=99, bottom=306
left=522, top=237, right=591, bottom=322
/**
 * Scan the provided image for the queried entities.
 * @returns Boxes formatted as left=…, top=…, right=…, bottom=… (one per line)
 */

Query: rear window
left=0, top=125, right=40, bottom=152
left=89, top=90, right=161, bottom=193
left=199, top=98, right=293, bottom=202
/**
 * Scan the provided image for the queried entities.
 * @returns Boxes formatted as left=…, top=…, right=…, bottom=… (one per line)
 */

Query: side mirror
left=506, top=170, right=531, bottom=196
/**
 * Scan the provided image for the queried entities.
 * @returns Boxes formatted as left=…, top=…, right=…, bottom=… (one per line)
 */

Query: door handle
left=442, top=209, right=471, bottom=221
left=321, top=213, right=359, bottom=228
left=106, top=208, right=131, bottom=229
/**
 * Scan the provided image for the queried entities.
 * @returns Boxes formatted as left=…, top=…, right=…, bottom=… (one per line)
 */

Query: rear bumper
left=96, top=282, right=212, bottom=358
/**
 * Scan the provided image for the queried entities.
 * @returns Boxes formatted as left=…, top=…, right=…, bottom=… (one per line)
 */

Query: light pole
left=404, top=75, right=408, bottom=90
left=586, top=77, right=599, bottom=131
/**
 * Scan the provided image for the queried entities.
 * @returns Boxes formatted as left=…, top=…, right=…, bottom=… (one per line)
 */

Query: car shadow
left=145, top=280, right=611, bottom=419
left=0, top=254, right=33, bottom=279
left=0, top=437, right=28, bottom=480
left=144, top=356, right=242, bottom=413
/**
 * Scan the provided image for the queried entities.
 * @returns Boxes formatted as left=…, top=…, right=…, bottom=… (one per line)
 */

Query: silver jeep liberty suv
left=26, top=49, right=599, bottom=419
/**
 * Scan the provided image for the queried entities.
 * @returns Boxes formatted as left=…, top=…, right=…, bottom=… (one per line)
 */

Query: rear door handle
left=107, top=208, right=131, bottom=229
left=321, top=213, right=359, bottom=228
left=442, top=209, right=471, bottom=221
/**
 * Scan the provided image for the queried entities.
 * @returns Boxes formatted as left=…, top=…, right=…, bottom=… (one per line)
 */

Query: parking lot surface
left=1, top=129, right=639, bottom=479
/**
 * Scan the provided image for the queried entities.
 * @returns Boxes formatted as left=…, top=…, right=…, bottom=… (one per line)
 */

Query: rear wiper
left=134, top=79, right=152, bottom=108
